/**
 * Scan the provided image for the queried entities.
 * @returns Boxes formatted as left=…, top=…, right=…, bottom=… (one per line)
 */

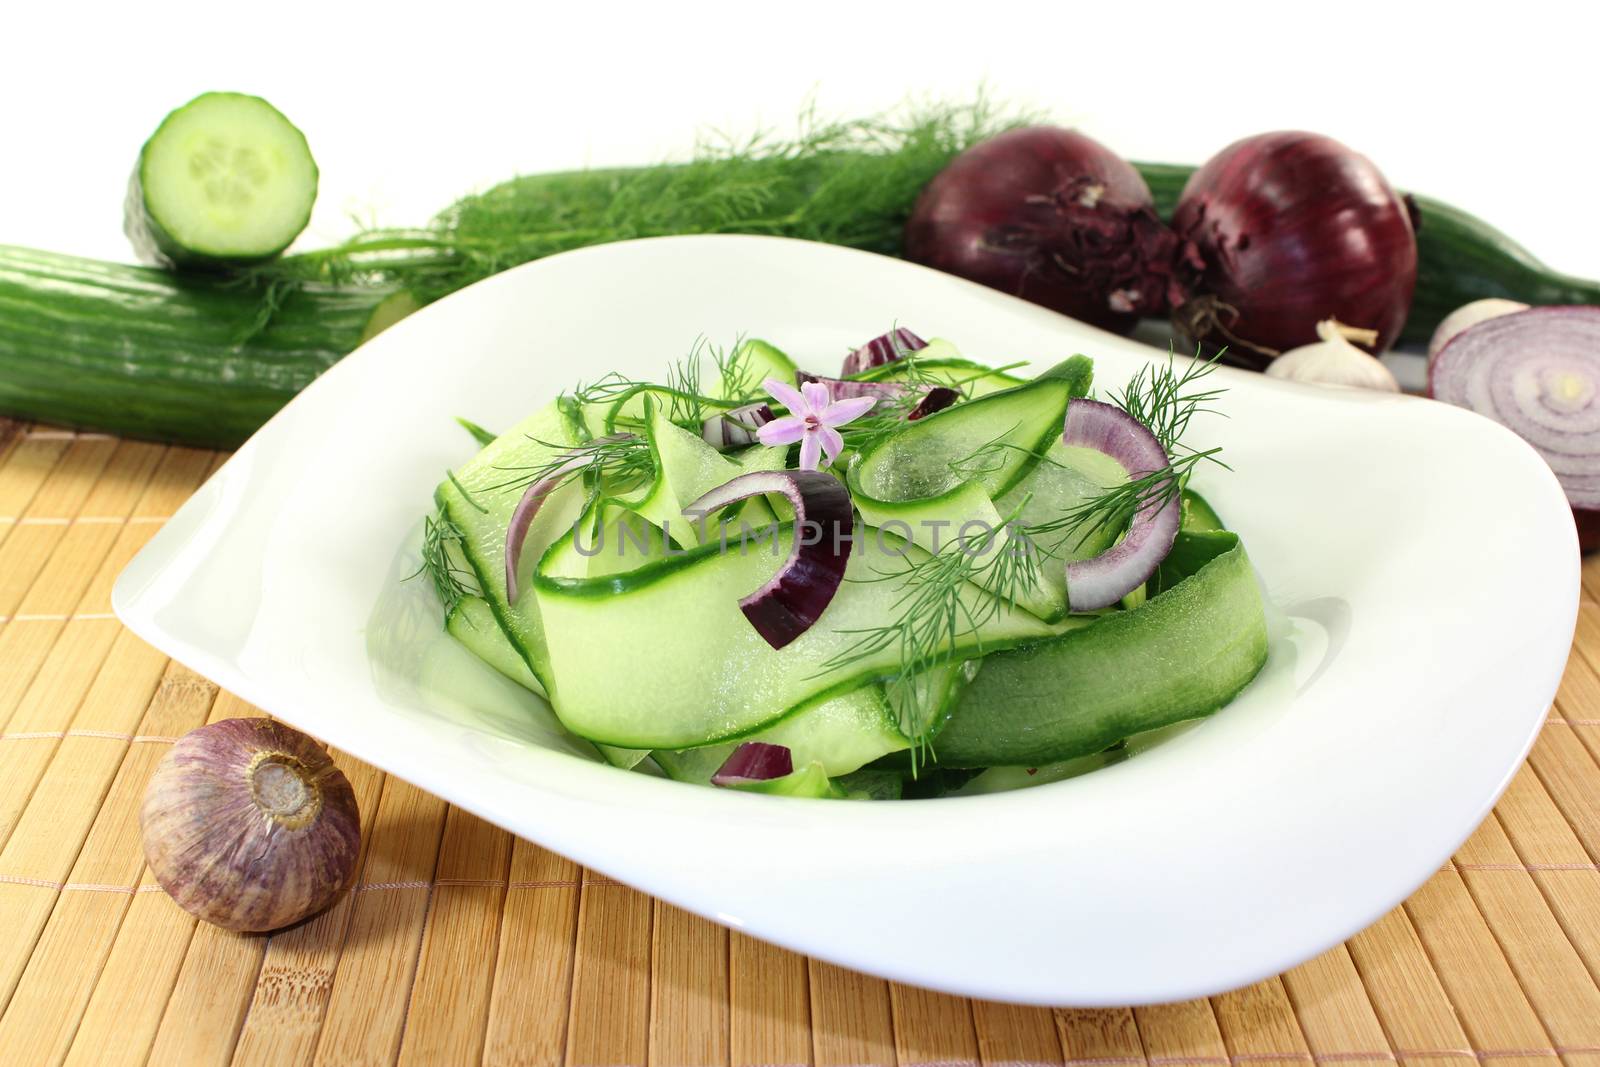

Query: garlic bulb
left=141, top=718, right=360, bottom=932
left=1264, top=319, right=1400, bottom=392
left=1427, top=298, right=1529, bottom=364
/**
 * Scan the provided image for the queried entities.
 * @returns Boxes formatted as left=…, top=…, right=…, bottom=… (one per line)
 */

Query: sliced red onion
left=1431, top=307, right=1600, bottom=544
left=795, top=370, right=912, bottom=402
left=684, top=470, right=854, bottom=649
left=701, top=402, right=775, bottom=449
left=1061, top=399, right=1182, bottom=611
left=841, top=327, right=927, bottom=377
left=710, top=742, right=794, bottom=787
left=908, top=386, right=960, bottom=421
left=503, top=435, right=630, bottom=602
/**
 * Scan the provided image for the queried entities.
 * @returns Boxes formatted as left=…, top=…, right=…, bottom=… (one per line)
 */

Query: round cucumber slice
left=126, top=92, right=318, bottom=268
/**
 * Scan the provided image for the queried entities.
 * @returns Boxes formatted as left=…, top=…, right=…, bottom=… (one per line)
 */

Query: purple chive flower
left=756, top=378, right=877, bottom=471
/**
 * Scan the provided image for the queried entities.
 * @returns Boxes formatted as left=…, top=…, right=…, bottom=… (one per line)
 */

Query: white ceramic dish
left=114, top=235, right=1578, bottom=1006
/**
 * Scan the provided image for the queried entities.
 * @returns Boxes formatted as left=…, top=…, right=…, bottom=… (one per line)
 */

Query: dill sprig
left=1025, top=447, right=1227, bottom=554
left=238, top=98, right=1027, bottom=310
left=1109, top=349, right=1227, bottom=456
left=819, top=511, right=1040, bottom=764
left=415, top=510, right=479, bottom=615
left=483, top=433, right=653, bottom=497
left=563, top=336, right=760, bottom=438
left=821, top=352, right=1230, bottom=760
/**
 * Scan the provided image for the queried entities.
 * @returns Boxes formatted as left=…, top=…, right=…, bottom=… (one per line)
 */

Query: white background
left=4, top=0, right=1597, bottom=281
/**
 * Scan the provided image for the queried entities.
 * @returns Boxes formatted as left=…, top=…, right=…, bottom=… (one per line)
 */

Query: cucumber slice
left=847, top=359, right=1094, bottom=620
left=444, top=591, right=648, bottom=770
left=850, top=342, right=1025, bottom=397
left=934, top=531, right=1268, bottom=767
left=1180, top=489, right=1226, bottom=533
left=717, top=339, right=798, bottom=399
left=126, top=92, right=318, bottom=268
left=851, top=357, right=1091, bottom=504
left=651, top=684, right=908, bottom=784
left=833, top=768, right=905, bottom=800
left=446, top=596, right=545, bottom=697
left=436, top=400, right=584, bottom=688
left=532, top=524, right=1087, bottom=748
left=722, top=761, right=841, bottom=798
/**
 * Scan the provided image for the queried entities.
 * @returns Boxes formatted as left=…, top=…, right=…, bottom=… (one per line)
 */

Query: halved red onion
left=503, top=435, right=631, bottom=602
left=1431, top=307, right=1600, bottom=547
left=908, top=386, right=960, bottom=421
left=701, top=402, right=776, bottom=449
left=1061, top=399, right=1182, bottom=611
left=710, top=742, right=794, bottom=787
left=685, top=470, right=854, bottom=649
left=841, top=327, right=927, bottom=377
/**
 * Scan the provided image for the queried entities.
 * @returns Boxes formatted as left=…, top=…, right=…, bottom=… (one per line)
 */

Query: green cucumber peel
left=933, top=530, right=1267, bottom=768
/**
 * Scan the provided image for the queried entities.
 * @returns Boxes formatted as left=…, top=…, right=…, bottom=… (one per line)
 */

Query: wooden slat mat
left=3, top=425, right=1600, bottom=1067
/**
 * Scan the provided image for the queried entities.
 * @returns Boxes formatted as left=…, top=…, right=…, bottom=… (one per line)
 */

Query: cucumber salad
left=421, top=329, right=1268, bottom=799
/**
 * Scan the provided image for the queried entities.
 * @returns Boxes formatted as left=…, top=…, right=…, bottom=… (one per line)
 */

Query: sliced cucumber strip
left=722, top=761, right=841, bottom=798
left=436, top=400, right=583, bottom=688
left=934, top=531, right=1267, bottom=767
left=851, top=357, right=1091, bottom=504
left=127, top=92, right=318, bottom=268
left=1180, top=489, right=1225, bottom=533
left=445, top=596, right=545, bottom=697
left=532, top=524, right=1087, bottom=748
left=652, top=684, right=908, bottom=784
left=849, top=342, right=1025, bottom=397
left=717, top=339, right=797, bottom=398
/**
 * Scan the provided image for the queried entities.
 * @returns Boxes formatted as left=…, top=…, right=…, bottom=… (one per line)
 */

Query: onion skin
left=1172, top=131, right=1417, bottom=356
left=141, top=719, right=360, bottom=932
left=905, top=127, right=1195, bottom=334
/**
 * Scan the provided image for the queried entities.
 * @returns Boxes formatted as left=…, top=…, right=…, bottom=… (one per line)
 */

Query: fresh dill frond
left=711, top=333, right=763, bottom=402
left=664, top=338, right=708, bottom=425
left=446, top=470, right=489, bottom=513
left=1024, top=447, right=1227, bottom=554
left=944, top=424, right=1031, bottom=483
left=456, top=417, right=499, bottom=448
left=415, top=510, right=479, bottom=616
left=1110, top=348, right=1227, bottom=456
left=484, top=433, right=653, bottom=496
left=819, top=511, right=1039, bottom=765
left=236, top=97, right=1030, bottom=310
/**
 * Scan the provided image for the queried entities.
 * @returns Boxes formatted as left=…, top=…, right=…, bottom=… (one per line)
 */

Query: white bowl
left=114, top=235, right=1577, bottom=1006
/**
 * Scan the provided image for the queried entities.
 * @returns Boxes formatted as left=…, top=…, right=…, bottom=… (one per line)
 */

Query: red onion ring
left=1431, top=307, right=1600, bottom=527
left=908, top=386, right=961, bottom=421
left=1061, top=400, right=1182, bottom=611
left=840, top=327, right=927, bottom=377
left=684, top=470, right=855, bottom=649
left=503, top=435, right=631, bottom=602
left=701, top=402, right=775, bottom=448
left=795, top=371, right=913, bottom=402
left=710, top=742, right=794, bottom=787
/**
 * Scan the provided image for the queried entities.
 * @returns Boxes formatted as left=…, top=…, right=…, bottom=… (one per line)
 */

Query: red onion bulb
left=141, top=719, right=360, bottom=932
left=905, top=127, right=1193, bottom=334
left=1172, top=131, right=1417, bottom=356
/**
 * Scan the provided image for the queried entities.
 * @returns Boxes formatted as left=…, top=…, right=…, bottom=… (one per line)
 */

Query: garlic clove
left=1265, top=318, right=1400, bottom=392
left=141, top=718, right=360, bottom=932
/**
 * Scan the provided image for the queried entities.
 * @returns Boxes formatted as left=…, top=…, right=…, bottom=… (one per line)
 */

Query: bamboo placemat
left=3, top=424, right=1600, bottom=1067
